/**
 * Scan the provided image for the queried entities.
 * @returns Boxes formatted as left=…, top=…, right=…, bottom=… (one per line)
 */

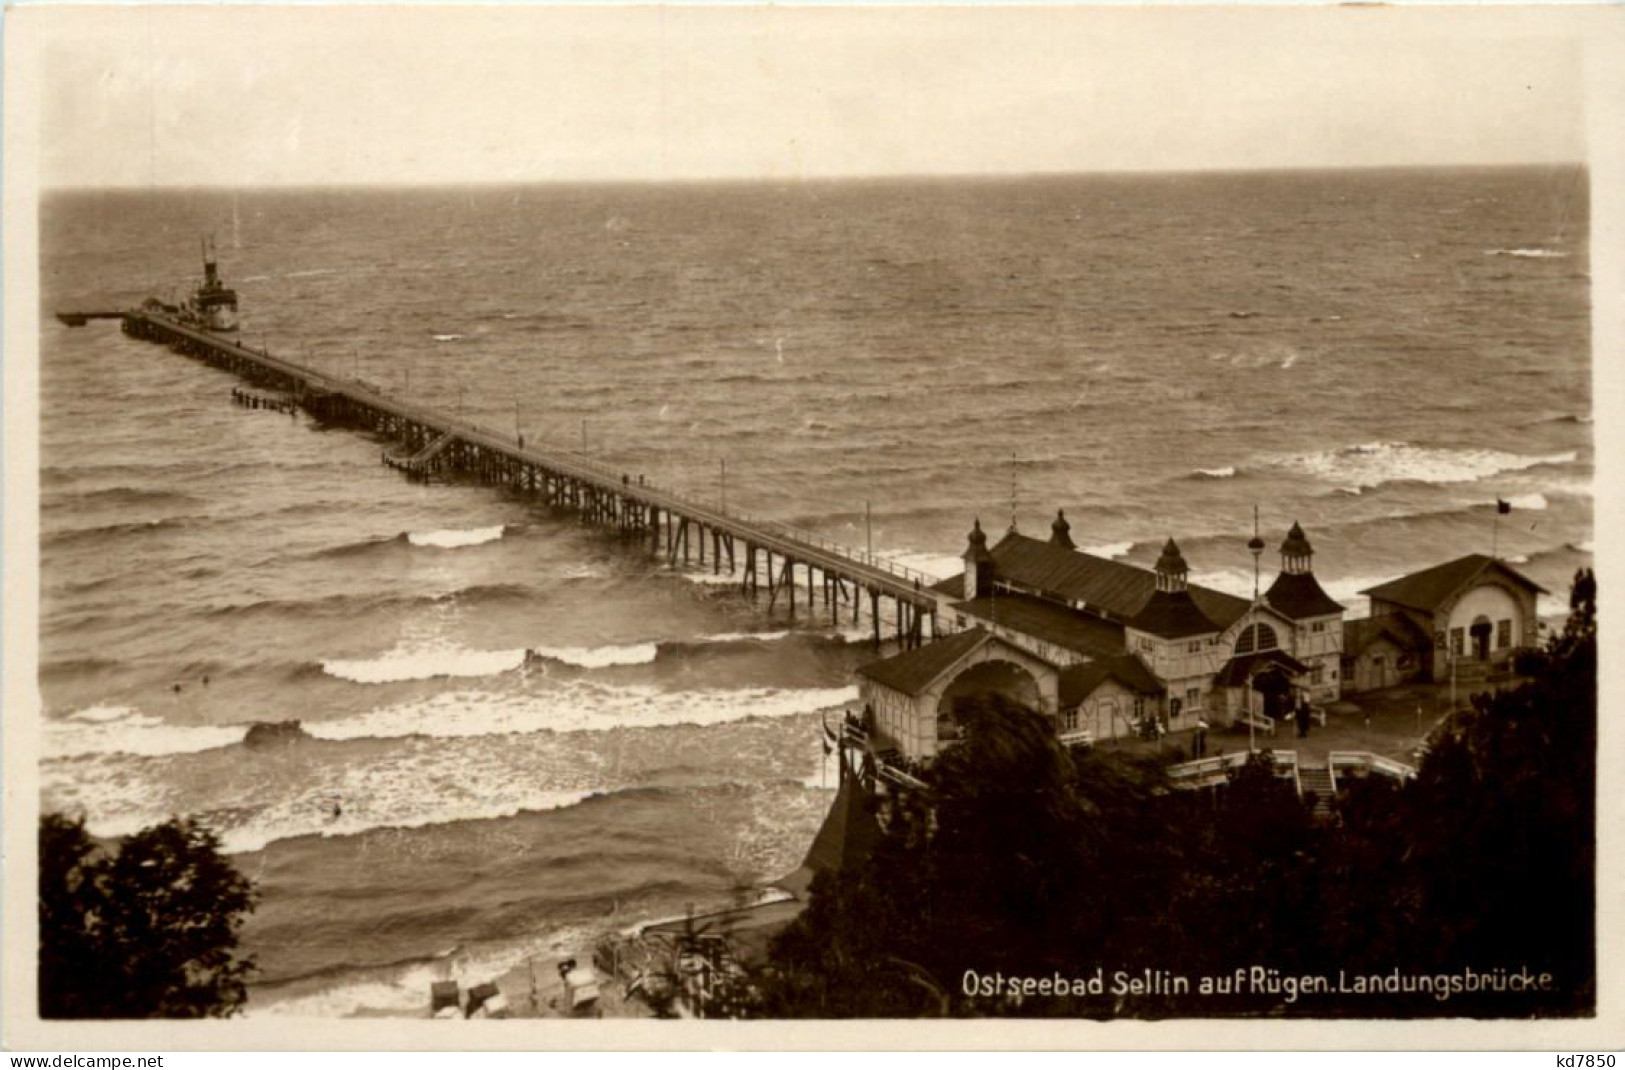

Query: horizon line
left=42, top=160, right=1590, bottom=196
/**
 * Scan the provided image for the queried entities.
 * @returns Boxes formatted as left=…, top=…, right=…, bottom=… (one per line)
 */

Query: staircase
left=384, top=431, right=455, bottom=480
left=1298, top=764, right=1336, bottom=820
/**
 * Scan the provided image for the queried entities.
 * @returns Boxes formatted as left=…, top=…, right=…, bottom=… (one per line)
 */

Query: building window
left=1170, top=698, right=1183, bottom=718
left=1450, top=627, right=1464, bottom=656
left=1185, top=687, right=1200, bottom=708
left=1497, top=618, right=1512, bottom=650
left=1311, top=621, right=1327, bottom=634
left=1063, top=707, right=1079, bottom=732
left=1234, top=622, right=1278, bottom=655
left=1187, top=640, right=1201, bottom=654
left=1311, top=664, right=1324, bottom=685
left=1132, top=696, right=1146, bottom=720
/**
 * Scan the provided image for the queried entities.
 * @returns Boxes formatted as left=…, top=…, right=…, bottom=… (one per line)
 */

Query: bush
left=39, top=814, right=258, bottom=1018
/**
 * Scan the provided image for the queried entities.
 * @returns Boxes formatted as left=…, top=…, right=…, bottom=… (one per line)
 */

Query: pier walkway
left=117, top=310, right=941, bottom=646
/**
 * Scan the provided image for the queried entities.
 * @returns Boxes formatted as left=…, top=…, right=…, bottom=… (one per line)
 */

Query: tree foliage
left=39, top=814, right=258, bottom=1018
left=757, top=569, right=1597, bottom=1018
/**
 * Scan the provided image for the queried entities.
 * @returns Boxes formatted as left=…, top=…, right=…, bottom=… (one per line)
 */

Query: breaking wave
left=1190, top=466, right=1237, bottom=479
left=529, top=643, right=660, bottom=668
left=1283, top=441, right=1577, bottom=492
left=306, top=682, right=858, bottom=743
left=322, top=645, right=529, bottom=684
left=46, top=706, right=247, bottom=759
left=1485, top=247, right=1568, bottom=259
left=407, top=525, right=506, bottom=549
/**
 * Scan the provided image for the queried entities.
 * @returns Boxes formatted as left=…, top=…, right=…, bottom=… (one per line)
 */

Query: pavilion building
left=854, top=512, right=1347, bottom=762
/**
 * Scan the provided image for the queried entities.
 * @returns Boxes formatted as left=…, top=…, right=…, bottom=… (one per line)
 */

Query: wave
left=1485, top=247, right=1568, bottom=259
left=1283, top=441, right=1578, bottom=492
left=248, top=917, right=612, bottom=1017
left=407, top=525, right=505, bottom=549
left=45, top=706, right=247, bottom=759
left=41, top=517, right=193, bottom=550
left=1504, top=493, right=1548, bottom=511
left=54, top=771, right=605, bottom=857
left=307, top=682, right=858, bottom=743
left=321, top=625, right=862, bottom=687
left=431, top=334, right=465, bottom=343
left=529, top=642, right=659, bottom=669
left=205, top=582, right=537, bottom=623
left=1190, top=466, right=1237, bottom=480
left=880, top=550, right=963, bottom=581
left=38, top=656, right=121, bottom=681
left=307, top=532, right=412, bottom=560
left=42, top=486, right=203, bottom=511
left=285, top=268, right=338, bottom=278
left=323, top=644, right=529, bottom=684
left=695, top=629, right=794, bottom=644
left=676, top=567, right=741, bottom=587
left=1082, top=541, right=1133, bottom=560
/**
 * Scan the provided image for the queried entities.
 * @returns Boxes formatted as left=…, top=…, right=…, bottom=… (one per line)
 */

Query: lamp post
left=1246, top=666, right=1257, bottom=754
left=1246, top=506, right=1265, bottom=754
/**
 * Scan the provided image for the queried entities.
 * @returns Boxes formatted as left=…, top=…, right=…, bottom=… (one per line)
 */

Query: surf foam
left=529, top=642, right=659, bottom=668
left=46, top=707, right=247, bottom=759
left=1285, top=442, right=1577, bottom=492
left=323, top=645, right=528, bottom=684
left=407, top=525, right=505, bottom=549
left=306, top=682, right=859, bottom=742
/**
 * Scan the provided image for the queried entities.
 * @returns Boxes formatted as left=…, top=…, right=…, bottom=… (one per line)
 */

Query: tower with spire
left=1263, top=522, right=1342, bottom=618
left=963, top=518, right=995, bottom=600
left=1130, top=538, right=1217, bottom=635
left=1261, top=521, right=1346, bottom=701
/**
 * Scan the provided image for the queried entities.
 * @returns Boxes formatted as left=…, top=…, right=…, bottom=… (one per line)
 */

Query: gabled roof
left=952, top=593, right=1126, bottom=659
left=1213, top=648, right=1310, bottom=688
left=1265, top=571, right=1345, bottom=620
left=931, top=533, right=1251, bottom=628
left=1059, top=655, right=1165, bottom=707
left=854, top=627, right=990, bottom=697
left=1360, top=554, right=1547, bottom=614
left=1342, top=613, right=1432, bottom=657
left=1128, top=590, right=1219, bottom=638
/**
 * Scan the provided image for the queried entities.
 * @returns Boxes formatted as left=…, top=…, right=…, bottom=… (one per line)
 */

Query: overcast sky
left=30, top=5, right=1591, bottom=188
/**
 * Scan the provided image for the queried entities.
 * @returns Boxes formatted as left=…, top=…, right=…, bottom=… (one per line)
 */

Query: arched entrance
left=1470, top=615, right=1493, bottom=661
left=1252, top=666, right=1292, bottom=723
left=935, top=659, right=1042, bottom=748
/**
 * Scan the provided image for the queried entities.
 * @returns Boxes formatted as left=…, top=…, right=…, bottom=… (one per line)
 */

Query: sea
left=36, top=167, right=1592, bottom=1016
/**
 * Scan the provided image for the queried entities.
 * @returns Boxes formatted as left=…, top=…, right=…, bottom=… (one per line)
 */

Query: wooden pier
left=117, top=310, right=940, bottom=647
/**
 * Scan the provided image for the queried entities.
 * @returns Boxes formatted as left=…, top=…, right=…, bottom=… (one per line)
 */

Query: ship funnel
left=201, top=236, right=220, bottom=288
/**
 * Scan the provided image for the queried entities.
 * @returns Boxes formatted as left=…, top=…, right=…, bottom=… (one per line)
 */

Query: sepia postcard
left=4, top=2, right=1623, bottom=1052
